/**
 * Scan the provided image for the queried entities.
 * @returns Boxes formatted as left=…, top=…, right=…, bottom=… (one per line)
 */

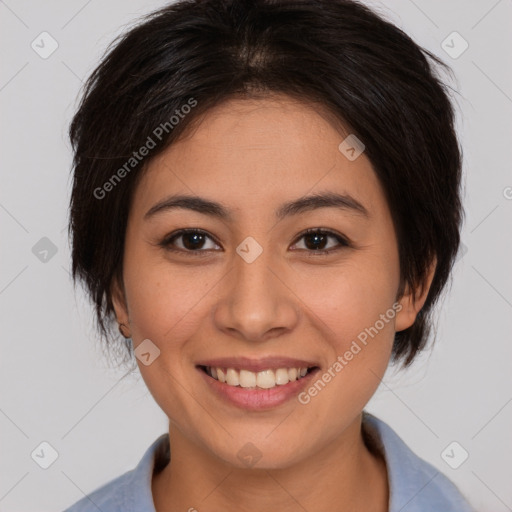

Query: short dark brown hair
left=68, top=0, right=463, bottom=367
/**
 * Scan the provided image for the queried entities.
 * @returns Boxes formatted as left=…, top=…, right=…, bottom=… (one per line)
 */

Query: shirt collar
left=128, top=413, right=472, bottom=512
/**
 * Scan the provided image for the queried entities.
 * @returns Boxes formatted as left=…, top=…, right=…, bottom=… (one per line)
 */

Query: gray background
left=1, top=0, right=511, bottom=510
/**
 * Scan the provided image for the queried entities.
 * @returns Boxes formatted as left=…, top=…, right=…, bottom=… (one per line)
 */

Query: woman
left=65, top=0, right=474, bottom=510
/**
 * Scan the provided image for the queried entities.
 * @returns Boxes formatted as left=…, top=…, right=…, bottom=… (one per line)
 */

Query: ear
left=111, top=274, right=130, bottom=327
left=395, top=258, right=437, bottom=332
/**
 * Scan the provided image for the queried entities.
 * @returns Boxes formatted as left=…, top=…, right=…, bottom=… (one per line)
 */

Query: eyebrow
left=144, top=191, right=369, bottom=221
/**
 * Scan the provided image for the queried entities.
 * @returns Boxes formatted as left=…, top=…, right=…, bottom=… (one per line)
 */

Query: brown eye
left=180, top=232, right=207, bottom=250
left=161, top=229, right=221, bottom=253
left=291, top=229, right=350, bottom=253
left=304, top=232, right=329, bottom=250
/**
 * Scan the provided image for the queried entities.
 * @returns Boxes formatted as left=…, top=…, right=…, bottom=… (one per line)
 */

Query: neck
left=152, top=414, right=388, bottom=512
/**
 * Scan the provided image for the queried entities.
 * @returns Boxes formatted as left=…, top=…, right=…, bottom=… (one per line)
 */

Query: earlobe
left=111, top=276, right=130, bottom=327
left=395, top=259, right=436, bottom=332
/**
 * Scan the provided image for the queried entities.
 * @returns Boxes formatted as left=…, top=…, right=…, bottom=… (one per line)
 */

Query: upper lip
left=196, top=356, right=319, bottom=372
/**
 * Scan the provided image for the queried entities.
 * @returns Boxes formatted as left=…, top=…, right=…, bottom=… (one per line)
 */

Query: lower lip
left=197, top=367, right=319, bottom=411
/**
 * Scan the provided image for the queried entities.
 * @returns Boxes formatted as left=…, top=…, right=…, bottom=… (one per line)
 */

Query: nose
left=213, top=245, right=300, bottom=343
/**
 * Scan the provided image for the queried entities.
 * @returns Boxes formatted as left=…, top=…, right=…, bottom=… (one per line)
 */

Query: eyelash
left=158, top=228, right=351, bottom=256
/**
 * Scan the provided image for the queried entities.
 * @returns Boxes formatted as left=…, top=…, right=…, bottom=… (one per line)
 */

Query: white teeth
left=239, top=369, right=256, bottom=388
left=226, top=368, right=240, bottom=386
left=275, top=368, right=290, bottom=385
left=256, top=369, right=276, bottom=389
left=206, top=366, right=311, bottom=389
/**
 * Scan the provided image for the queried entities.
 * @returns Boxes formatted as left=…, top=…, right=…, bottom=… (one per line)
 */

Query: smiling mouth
left=198, top=365, right=319, bottom=389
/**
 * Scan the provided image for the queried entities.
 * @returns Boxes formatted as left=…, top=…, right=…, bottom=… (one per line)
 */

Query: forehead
left=132, top=95, right=386, bottom=219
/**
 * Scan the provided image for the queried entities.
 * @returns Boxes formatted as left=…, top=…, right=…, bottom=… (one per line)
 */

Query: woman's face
left=113, top=95, right=421, bottom=468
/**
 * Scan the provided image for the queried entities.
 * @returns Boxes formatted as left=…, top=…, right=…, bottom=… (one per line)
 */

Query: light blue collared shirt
left=64, top=413, right=475, bottom=511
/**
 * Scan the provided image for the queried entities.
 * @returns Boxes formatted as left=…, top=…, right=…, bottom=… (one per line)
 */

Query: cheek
left=122, top=230, right=214, bottom=338
left=293, top=254, right=399, bottom=346
left=293, top=264, right=398, bottom=417
left=122, top=258, right=215, bottom=412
